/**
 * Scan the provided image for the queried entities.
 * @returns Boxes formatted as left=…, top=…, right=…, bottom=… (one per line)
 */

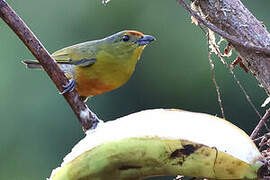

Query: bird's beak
left=136, top=35, right=156, bottom=46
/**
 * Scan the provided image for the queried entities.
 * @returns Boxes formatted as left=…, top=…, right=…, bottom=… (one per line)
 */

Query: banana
left=49, top=109, right=263, bottom=180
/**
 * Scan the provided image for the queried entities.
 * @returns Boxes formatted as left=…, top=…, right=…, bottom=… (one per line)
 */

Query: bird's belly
left=75, top=69, right=132, bottom=97
left=75, top=76, right=116, bottom=97
left=74, top=54, right=135, bottom=97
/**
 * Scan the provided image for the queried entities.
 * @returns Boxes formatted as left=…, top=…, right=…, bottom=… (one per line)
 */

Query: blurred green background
left=0, top=0, right=270, bottom=179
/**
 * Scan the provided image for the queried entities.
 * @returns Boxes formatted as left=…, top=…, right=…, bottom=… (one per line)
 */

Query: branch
left=177, top=0, right=270, bottom=56
left=177, top=0, right=270, bottom=96
left=0, top=0, right=99, bottom=131
left=251, top=109, right=270, bottom=140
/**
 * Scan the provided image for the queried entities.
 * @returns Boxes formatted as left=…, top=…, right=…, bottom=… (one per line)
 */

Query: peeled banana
left=49, top=109, right=263, bottom=180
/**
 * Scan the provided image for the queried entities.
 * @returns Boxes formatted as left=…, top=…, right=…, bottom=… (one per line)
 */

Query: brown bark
left=198, top=0, right=270, bottom=95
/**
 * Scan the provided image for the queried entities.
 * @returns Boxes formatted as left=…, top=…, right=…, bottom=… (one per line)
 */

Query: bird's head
left=101, top=30, right=155, bottom=59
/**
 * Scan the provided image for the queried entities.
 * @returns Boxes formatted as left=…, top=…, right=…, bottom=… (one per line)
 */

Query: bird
left=22, top=30, right=155, bottom=102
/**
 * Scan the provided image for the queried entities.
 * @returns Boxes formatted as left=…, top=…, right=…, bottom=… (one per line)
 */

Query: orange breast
left=75, top=75, right=115, bottom=97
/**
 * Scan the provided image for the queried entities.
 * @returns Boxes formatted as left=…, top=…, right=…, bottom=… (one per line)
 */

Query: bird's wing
left=52, top=42, right=97, bottom=67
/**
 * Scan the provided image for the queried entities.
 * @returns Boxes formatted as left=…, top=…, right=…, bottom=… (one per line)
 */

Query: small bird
left=22, top=30, right=155, bottom=101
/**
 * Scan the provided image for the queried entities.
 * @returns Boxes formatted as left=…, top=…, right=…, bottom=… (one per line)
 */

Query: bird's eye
left=122, top=35, right=130, bottom=42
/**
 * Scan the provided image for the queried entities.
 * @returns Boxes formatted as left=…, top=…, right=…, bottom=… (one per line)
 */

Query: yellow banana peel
left=49, top=109, right=263, bottom=180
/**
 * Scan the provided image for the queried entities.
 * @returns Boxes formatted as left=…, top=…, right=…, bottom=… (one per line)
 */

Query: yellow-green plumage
left=22, top=30, right=155, bottom=100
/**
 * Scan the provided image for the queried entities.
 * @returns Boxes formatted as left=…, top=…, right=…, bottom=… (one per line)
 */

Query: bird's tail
left=22, top=60, right=43, bottom=69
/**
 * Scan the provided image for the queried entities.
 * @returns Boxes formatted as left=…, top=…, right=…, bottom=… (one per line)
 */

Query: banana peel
left=49, top=109, right=263, bottom=180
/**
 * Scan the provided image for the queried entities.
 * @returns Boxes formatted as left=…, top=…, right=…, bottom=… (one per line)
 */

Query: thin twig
left=204, top=28, right=262, bottom=120
left=228, top=67, right=262, bottom=119
left=0, top=0, right=99, bottom=131
left=199, top=24, right=226, bottom=118
left=215, top=43, right=262, bottom=119
left=251, top=109, right=270, bottom=139
left=176, top=0, right=270, bottom=56
left=253, top=133, right=270, bottom=144
left=208, top=42, right=226, bottom=119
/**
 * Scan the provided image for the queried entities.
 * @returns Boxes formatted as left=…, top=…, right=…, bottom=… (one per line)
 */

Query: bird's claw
left=60, top=79, right=76, bottom=94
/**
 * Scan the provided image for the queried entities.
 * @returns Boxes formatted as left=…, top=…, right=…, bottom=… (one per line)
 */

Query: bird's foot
left=60, top=79, right=76, bottom=94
